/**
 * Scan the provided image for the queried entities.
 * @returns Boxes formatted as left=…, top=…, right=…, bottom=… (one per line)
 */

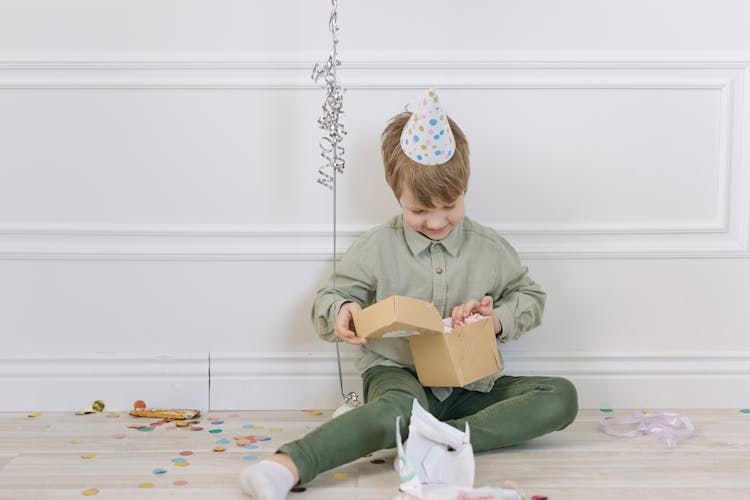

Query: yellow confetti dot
left=334, top=473, right=349, bottom=480
left=310, top=410, right=322, bottom=415
left=81, top=488, right=99, bottom=496
left=175, top=421, right=189, bottom=427
left=212, top=446, right=226, bottom=452
left=138, top=482, right=154, bottom=489
left=70, top=439, right=84, bottom=444
left=174, top=461, right=190, bottom=467
left=269, top=427, right=283, bottom=432
left=254, top=425, right=264, bottom=430
left=80, top=453, right=96, bottom=459
left=27, top=412, right=41, bottom=418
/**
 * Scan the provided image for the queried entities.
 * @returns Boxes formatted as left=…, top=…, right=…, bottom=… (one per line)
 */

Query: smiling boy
left=240, top=89, right=577, bottom=500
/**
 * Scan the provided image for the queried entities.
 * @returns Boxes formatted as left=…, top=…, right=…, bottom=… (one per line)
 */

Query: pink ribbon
left=600, top=411, right=695, bottom=448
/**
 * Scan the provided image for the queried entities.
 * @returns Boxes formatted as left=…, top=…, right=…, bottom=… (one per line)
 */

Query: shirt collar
left=402, top=216, right=465, bottom=257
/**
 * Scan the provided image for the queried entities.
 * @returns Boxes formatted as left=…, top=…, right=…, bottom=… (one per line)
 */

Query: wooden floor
left=0, top=409, right=748, bottom=499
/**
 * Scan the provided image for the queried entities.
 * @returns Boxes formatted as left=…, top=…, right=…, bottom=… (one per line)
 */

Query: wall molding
left=0, top=223, right=747, bottom=260
left=2, top=351, right=748, bottom=411
left=1, top=55, right=748, bottom=259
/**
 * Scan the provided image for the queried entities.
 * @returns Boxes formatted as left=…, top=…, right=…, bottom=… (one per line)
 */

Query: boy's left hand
left=451, top=295, right=502, bottom=334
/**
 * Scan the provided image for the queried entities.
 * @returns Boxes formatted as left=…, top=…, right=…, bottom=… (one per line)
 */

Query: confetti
left=209, top=429, right=222, bottom=434
left=242, top=424, right=254, bottom=429
left=176, top=421, right=189, bottom=427
left=532, top=496, right=548, bottom=500
left=173, top=480, right=188, bottom=486
left=171, top=457, right=186, bottom=463
left=216, top=438, right=230, bottom=445
left=334, top=473, right=349, bottom=480
left=599, top=408, right=613, bottom=412
left=179, top=451, right=193, bottom=456
left=81, top=488, right=99, bottom=496
left=269, top=427, right=283, bottom=432
left=243, top=455, right=259, bottom=461
left=152, top=468, right=167, bottom=475
left=174, top=461, right=190, bottom=467
left=190, top=426, right=204, bottom=431
left=244, top=444, right=259, bottom=449
left=212, top=446, right=226, bottom=452
left=27, top=412, right=41, bottom=418
left=740, top=409, right=750, bottom=414
left=112, top=434, right=126, bottom=439
left=80, top=453, right=96, bottom=459
left=210, top=420, right=224, bottom=425
left=138, top=482, right=154, bottom=489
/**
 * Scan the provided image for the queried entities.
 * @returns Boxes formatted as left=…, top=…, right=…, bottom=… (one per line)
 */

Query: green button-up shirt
left=311, top=215, right=546, bottom=399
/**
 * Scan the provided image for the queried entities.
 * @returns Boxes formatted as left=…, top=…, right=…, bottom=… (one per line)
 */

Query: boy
left=240, top=89, right=578, bottom=499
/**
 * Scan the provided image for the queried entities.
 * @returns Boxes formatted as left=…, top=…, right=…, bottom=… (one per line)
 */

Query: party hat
left=400, top=88, right=455, bottom=166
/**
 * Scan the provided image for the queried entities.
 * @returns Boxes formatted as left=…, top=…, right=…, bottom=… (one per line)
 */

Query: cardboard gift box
left=352, top=295, right=502, bottom=387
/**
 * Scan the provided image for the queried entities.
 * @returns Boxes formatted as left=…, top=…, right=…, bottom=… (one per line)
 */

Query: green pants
left=278, top=366, right=578, bottom=485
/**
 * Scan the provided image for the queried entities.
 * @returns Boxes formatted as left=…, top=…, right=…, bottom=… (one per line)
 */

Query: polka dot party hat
left=400, top=88, right=455, bottom=166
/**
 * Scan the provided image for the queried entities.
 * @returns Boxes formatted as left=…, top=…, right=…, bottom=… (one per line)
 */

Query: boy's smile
left=399, top=188, right=465, bottom=241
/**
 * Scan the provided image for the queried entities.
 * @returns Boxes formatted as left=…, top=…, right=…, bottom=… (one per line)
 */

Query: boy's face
left=399, top=187, right=465, bottom=241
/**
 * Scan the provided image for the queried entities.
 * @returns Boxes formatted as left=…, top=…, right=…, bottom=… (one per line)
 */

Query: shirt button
left=435, top=267, right=443, bottom=274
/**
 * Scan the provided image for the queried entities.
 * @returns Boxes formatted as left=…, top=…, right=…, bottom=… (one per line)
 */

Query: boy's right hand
left=335, top=302, right=367, bottom=345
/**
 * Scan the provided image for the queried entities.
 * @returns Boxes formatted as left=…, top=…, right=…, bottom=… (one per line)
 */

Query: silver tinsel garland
left=311, top=0, right=346, bottom=189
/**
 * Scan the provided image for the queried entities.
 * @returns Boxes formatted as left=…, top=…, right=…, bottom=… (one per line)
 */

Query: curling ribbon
left=311, top=0, right=346, bottom=189
left=600, top=411, right=695, bottom=448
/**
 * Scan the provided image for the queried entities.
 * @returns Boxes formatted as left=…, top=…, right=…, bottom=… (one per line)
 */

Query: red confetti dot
left=179, top=451, right=193, bottom=456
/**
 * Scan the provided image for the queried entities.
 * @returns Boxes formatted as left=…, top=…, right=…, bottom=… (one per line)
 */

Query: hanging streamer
left=312, top=0, right=360, bottom=414
left=311, top=0, right=346, bottom=189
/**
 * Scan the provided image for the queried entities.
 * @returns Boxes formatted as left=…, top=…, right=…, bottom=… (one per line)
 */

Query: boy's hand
left=451, top=295, right=502, bottom=334
left=335, top=301, right=367, bottom=345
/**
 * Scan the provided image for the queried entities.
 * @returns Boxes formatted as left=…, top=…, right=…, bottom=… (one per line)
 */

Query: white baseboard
left=1, top=352, right=748, bottom=411
left=0, top=354, right=209, bottom=412
left=209, top=351, right=750, bottom=410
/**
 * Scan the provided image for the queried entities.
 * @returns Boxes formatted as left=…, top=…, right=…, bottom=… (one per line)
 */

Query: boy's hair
left=381, top=112, right=470, bottom=207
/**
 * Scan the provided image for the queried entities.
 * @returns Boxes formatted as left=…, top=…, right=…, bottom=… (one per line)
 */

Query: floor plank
left=0, top=409, right=748, bottom=499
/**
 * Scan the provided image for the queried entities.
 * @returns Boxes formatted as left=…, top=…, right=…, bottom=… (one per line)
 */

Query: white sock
left=239, top=460, right=296, bottom=500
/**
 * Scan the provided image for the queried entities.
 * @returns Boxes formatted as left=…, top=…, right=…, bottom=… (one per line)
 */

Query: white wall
left=1, top=0, right=749, bottom=411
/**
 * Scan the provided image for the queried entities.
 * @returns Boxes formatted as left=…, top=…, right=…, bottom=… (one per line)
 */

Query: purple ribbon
left=600, top=411, right=695, bottom=448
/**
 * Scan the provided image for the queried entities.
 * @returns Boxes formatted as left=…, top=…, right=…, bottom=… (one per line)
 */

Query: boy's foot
left=239, top=460, right=295, bottom=500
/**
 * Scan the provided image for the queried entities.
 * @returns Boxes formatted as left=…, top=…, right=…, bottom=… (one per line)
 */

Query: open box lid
left=353, top=296, right=445, bottom=339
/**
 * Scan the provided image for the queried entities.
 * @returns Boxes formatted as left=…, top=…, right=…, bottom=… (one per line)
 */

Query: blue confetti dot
left=243, top=455, right=259, bottom=461
left=433, top=134, right=439, bottom=140
left=242, top=424, right=254, bottom=429
left=216, top=438, right=230, bottom=445
left=429, top=119, right=437, bottom=126
left=417, top=155, right=423, bottom=161
left=405, top=139, right=409, bottom=145
left=244, top=444, right=259, bottom=449
left=413, top=135, right=419, bottom=142
left=435, top=150, right=441, bottom=156
left=152, top=468, right=167, bottom=475
left=440, top=130, right=445, bottom=135
left=210, top=420, right=224, bottom=425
